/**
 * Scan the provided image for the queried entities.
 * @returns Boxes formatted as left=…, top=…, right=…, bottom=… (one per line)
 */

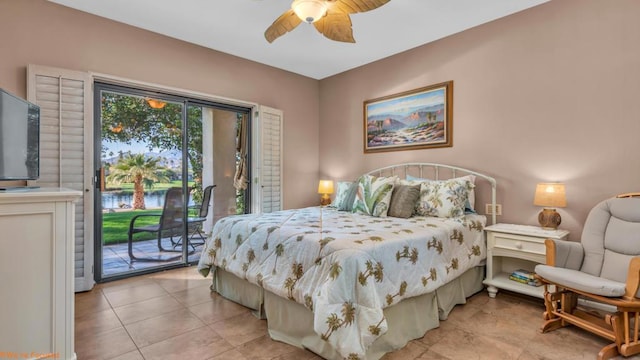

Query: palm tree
left=107, top=153, right=170, bottom=210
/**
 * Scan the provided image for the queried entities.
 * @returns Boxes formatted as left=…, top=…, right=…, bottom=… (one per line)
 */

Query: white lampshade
left=317, top=180, right=334, bottom=195
left=291, top=0, right=327, bottom=23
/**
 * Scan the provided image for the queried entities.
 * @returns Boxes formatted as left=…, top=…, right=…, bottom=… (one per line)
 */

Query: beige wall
left=3, top=0, right=639, bottom=239
left=0, top=0, right=320, bottom=209
left=319, top=0, right=640, bottom=239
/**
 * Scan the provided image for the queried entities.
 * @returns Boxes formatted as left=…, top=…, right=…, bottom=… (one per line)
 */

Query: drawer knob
left=515, top=241, right=523, bottom=249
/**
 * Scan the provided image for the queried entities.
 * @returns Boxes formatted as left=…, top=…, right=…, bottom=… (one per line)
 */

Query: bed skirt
left=210, top=266, right=485, bottom=359
left=211, top=268, right=266, bottom=319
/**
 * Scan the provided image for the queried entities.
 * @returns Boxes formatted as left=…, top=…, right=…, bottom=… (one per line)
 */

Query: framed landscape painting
left=364, top=81, right=453, bottom=153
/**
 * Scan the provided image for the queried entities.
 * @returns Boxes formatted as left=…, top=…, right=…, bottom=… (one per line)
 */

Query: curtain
left=233, top=114, right=248, bottom=190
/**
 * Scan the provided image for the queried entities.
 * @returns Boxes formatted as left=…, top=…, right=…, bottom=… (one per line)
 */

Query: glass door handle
left=96, top=167, right=105, bottom=191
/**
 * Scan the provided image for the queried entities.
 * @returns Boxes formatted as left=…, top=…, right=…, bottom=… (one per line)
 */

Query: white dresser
left=0, top=188, right=82, bottom=360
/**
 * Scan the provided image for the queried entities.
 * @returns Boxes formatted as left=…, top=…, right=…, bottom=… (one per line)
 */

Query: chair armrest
left=544, top=238, right=584, bottom=270
left=128, top=213, right=161, bottom=229
left=130, top=213, right=161, bottom=222
left=625, top=256, right=640, bottom=299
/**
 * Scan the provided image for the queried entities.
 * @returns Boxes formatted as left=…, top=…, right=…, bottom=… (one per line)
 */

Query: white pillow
left=406, top=174, right=476, bottom=211
left=415, top=177, right=475, bottom=218
left=352, top=175, right=397, bottom=217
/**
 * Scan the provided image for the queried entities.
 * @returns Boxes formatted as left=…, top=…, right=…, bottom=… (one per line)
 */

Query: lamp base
left=320, top=194, right=331, bottom=206
left=538, top=208, right=561, bottom=230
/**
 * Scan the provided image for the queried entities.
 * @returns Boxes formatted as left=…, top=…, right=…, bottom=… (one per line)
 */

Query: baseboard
left=75, top=276, right=95, bottom=292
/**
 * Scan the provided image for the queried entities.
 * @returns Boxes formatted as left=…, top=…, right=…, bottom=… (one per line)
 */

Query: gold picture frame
left=364, top=81, right=453, bottom=153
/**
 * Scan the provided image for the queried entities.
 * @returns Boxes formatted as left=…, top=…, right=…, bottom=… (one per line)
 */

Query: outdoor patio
left=102, top=236, right=204, bottom=277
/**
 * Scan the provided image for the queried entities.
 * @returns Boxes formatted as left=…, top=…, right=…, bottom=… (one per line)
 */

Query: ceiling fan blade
left=264, top=9, right=302, bottom=43
left=331, top=0, right=391, bottom=15
left=313, top=13, right=355, bottom=43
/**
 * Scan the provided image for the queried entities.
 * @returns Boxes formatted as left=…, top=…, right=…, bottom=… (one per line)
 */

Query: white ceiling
left=49, top=0, right=548, bottom=80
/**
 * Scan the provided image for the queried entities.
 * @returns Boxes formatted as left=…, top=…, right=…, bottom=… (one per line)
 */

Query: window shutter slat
left=258, top=106, right=283, bottom=213
left=27, top=65, right=94, bottom=292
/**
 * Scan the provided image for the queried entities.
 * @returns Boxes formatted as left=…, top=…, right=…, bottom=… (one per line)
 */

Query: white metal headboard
left=366, top=162, right=497, bottom=225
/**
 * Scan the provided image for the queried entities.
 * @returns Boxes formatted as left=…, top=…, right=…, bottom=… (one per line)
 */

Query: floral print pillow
left=407, top=174, right=476, bottom=212
left=415, top=178, right=475, bottom=218
left=352, top=175, right=397, bottom=217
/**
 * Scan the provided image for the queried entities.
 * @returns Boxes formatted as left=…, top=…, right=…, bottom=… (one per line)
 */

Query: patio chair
left=173, top=184, right=215, bottom=250
left=535, top=193, right=640, bottom=360
left=127, top=187, right=186, bottom=262
left=188, top=184, right=216, bottom=245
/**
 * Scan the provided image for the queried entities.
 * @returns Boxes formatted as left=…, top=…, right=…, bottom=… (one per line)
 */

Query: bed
left=198, top=163, right=497, bottom=359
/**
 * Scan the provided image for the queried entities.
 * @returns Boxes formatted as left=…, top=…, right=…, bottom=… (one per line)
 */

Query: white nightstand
left=483, top=223, right=569, bottom=298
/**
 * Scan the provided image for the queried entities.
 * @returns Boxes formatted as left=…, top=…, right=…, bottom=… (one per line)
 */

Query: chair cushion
left=580, top=200, right=612, bottom=276
left=605, top=216, right=640, bottom=255
left=580, top=197, right=640, bottom=277
left=549, top=239, right=584, bottom=270
left=535, top=264, right=626, bottom=297
left=601, top=249, right=635, bottom=284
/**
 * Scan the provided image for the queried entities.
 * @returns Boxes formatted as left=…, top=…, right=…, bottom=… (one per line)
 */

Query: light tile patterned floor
left=75, top=266, right=626, bottom=359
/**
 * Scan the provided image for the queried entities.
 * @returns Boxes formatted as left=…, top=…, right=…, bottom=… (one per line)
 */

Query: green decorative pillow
left=415, top=178, right=474, bottom=218
left=387, top=184, right=421, bottom=218
left=333, top=181, right=358, bottom=211
left=352, top=175, right=397, bottom=217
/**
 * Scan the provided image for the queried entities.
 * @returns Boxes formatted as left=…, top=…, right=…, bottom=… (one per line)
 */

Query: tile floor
left=75, top=266, right=627, bottom=360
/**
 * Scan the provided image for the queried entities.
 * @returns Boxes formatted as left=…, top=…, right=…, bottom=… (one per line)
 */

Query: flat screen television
left=0, top=89, right=40, bottom=181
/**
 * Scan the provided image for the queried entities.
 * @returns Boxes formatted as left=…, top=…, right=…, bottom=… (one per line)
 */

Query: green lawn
left=101, top=182, right=198, bottom=246
left=102, top=210, right=165, bottom=245
left=102, top=208, right=199, bottom=246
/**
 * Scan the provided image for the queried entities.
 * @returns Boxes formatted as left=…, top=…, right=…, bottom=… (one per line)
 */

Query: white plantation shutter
left=27, top=65, right=94, bottom=292
left=255, top=106, right=283, bottom=213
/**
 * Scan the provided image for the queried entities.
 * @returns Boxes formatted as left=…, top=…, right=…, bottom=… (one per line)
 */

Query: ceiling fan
left=264, top=0, right=391, bottom=43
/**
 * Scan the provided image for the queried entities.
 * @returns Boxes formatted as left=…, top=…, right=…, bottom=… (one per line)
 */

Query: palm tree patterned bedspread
left=197, top=207, right=486, bottom=359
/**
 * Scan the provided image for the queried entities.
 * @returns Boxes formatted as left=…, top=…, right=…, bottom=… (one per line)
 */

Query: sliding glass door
left=94, top=83, right=250, bottom=281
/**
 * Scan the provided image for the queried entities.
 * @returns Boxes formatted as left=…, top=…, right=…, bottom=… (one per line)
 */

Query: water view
left=102, top=190, right=195, bottom=210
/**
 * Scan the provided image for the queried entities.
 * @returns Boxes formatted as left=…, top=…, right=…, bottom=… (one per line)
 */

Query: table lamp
left=318, top=180, right=334, bottom=206
left=533, top=182, right=566, bottom=230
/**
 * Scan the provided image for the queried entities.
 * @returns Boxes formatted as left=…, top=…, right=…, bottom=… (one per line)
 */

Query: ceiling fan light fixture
left=291, top=0, right=327, bottom=24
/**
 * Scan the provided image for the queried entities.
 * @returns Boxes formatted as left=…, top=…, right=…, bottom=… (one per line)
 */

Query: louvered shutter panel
left=258, top=106, right=282, bottom=213
left=27, top=65, right=94, bottom=292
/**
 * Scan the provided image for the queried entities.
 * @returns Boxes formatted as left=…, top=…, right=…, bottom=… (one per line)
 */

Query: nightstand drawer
left=492, top=233, right=545, bottom=255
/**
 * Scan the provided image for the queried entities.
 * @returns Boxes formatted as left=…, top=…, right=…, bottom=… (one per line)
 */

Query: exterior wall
left=319, top=0, right=640, bottom=239
left=0, top=0, right=320, bottom=209
left=211, top=109, right=238, bottom=222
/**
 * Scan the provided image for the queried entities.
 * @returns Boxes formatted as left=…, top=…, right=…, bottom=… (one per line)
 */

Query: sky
left=102, top=140, right=161, bottom=157
left=366, top=88, right=445, bottom=118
